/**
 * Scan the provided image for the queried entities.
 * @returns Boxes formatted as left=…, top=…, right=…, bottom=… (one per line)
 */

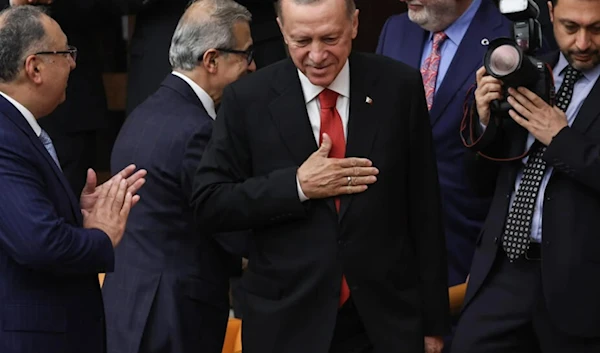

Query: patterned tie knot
left=319, top=88, right=339, bottom=109
left=563, top=65, right=583, bottom=84
left=432, top=31, right=447, bottom=50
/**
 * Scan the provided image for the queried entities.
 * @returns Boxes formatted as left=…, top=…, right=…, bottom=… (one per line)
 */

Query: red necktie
left=420, top=31, right=447, bottom=111
left=318, top=89, right=350, bottom=308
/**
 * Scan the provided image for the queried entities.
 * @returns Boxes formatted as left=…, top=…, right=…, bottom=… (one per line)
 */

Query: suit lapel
left=268, top=60, right=318, bottom=165
left=429, top=0, right=508, bottom=126
left=0, top=97, right=81, bottom=222
left=572, top=75, right=600, bottom=133
left=338, top=53, right=380, bottom=221
left=398, top=22, right=429, bottom=69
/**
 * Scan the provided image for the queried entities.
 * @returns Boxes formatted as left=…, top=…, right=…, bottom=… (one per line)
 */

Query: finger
left=507, top=96, right=533, bottom=120
left=96, top=178, right=113, bottom=208
left=347, top=166, right=379, bottom=177
left=481, top=91, right=503, bottom=105
left=341, top=175, right=377, bottom=186
left=106, top=175, right=122, bottom=210
left=125, top=169, right=147, bottom=187
left=507, top=87, right=535, bottom=111
left=480, top=82, right=503, bottom=95
left=131, top=195, right=141, bottom=207
left=81, top=168, right=97, bottom=195
left=508, top=109, right=531, bottom=128
left=479, top=76, right=503, bottom=88
left=120, top=192, right=133, bottom=219
left=339, top=184, right=369, bottom=195
left=116, top=164, right=136, bottom=179
left=317, top=133, right=332, bottom=157
left=475, top=66, right=486, bottom=84
left=338, top=157, right=373, bottom=168
left=113, top=178, right=128, bottom=212
left=516, top=86, right=547, bottom=108
left=127, top=178, right=146, bottom=196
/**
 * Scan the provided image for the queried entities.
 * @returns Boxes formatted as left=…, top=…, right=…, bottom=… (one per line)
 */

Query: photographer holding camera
left=452, top=0, right=600, bottom=352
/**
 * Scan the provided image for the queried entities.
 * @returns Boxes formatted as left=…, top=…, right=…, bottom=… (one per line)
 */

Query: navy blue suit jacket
left=0, top=95, right=114, bottom=353
left=376, top=0, right=511, bottom=286
left=102, top=74, right=246, bottom=353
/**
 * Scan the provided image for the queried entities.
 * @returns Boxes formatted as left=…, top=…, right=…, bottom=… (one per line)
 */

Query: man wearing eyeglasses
left=2, top=0, right=114, bottom=198
left=101, top=1, right=255, bottom=353
left=0, top=5, right=146, bottom=353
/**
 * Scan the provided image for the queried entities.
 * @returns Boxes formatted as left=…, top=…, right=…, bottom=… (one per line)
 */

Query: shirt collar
left=555, top=53, right=600, bottom=83
left=297, top=59, right=350, bottom=104
left=0, top=91, right=41, bottom=136
left=171, top=71, right=217, bottom=119
left=427, top=0, right=481, bottom=46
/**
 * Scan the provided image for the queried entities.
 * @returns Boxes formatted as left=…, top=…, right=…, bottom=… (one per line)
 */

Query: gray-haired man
left=101, top=1, right=255, bottom=352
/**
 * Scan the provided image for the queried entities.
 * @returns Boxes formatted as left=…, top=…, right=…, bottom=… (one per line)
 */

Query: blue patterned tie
left=39, top=129, right=62, bottom=170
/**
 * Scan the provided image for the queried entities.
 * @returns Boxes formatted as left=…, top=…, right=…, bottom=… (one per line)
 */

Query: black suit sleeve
left=182, top=122, right=250, bottom=265
left=407, top=71, right=451, bottom=336
left=191, top=85, right=308, bottom=234
left=543, top=126, right=600, bottom=194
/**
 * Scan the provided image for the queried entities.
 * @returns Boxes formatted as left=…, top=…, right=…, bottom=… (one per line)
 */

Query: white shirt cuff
left=296, top=176, right=309, bottom=202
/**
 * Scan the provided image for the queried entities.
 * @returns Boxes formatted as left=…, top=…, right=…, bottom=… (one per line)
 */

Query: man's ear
left=23, top=55, right=43, bottom=84
left=201, top=49, right=220, bottom=74
left=548, top=1, right=554, bottom=23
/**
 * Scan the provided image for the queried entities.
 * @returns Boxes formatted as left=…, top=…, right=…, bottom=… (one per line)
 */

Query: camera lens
left=488, top=44, right=520, bottom=76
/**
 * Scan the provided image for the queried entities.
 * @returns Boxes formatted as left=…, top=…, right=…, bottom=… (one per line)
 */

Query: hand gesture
left=80, top=165, right=146, bottom=215
left=297, top=133, right=378, bottom=199
left=506, top=86, right=568, bottom=145
left=83, top=175, right=133, bottom=248
left=474, top=66, right=504, bottom=126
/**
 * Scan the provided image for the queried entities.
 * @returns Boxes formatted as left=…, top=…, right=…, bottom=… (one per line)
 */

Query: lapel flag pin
left=366, top=96, right=373, bottom=105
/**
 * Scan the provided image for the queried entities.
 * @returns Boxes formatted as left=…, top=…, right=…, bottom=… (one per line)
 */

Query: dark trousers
left=329, top=298, right=372, bottom=353
left=452, top=249, right=600, bottom=353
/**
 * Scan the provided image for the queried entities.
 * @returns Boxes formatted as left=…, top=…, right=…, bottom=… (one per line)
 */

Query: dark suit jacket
left=103, top=74, right=245, bottom=353
left=0, top=95, right=114, bottom=353
left=191, top=52, right=450, bottom=353
left=124, top=0, right=284, bottom=115
left=0, top=0, right=110, bottom=134
left=376, top=0, right=512, bottom=286
left=460, top=52, right=600, bottom=338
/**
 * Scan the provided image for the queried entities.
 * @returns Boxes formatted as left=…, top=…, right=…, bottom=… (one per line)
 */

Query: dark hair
left=275, top=0, right=356, bottom=23
left=0, top=5, right=48, bottom=82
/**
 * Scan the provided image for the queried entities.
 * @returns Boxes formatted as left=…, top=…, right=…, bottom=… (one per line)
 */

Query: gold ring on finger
left=347, top=176, right=352, bottom=186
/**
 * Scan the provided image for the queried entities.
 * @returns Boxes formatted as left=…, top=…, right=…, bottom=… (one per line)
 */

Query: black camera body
left=484, top=0, right=554, bottom=118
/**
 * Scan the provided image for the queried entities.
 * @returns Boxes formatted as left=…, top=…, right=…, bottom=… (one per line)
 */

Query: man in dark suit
left=102, top=1, right=255, bottom=352
left=191, top=0, right=450, bottom=352
left=124, top=0, right=284, bottom=115
left=3, top=0, right=114, bottom=196
left=0, top=6, right=145, bottom=353
left=376, top=2, right=511, bottom=350
left=377, top=0, right=510, bottom=289
left=453, top=0, right=600, bottom=351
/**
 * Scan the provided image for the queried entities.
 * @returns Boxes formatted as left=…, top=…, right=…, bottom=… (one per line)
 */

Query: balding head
left=168, top=0, right=252, bottom=71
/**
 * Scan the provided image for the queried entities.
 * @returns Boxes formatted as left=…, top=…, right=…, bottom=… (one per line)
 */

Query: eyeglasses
left=199, top=46, right=254, bottom=65
left=34, top=45, right=77, bottom=62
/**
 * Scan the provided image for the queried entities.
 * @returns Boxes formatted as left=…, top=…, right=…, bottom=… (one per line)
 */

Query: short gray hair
left=0, top=5, right=48, bottom=82
left=169, top=0, right=252, bottom=71
left=275, top=0, right=356, bottom=23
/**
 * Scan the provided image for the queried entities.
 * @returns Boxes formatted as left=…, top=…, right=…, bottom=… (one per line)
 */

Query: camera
left=483, top=0, right=554, bottom=118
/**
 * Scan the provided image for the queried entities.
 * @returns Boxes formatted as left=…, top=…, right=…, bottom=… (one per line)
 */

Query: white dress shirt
left=171, top=71, right=217, bottom=119
left=0, top=91, right=41, bottom=136
left=296, top=60, right=351, bottom=201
